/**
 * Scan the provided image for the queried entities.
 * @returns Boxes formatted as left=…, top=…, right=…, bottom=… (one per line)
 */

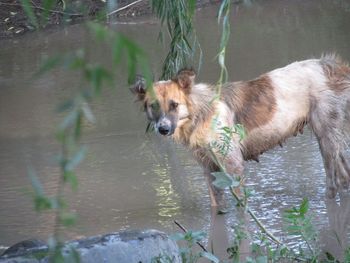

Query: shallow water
left=1, top=0, right=350, bottom=259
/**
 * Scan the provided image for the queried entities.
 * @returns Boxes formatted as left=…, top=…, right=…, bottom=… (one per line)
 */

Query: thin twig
left=208, top=149, right=308, bottom=262
left=173, top=220, right=208, bottom=253
left=228, top=187, right=283, bottom=246
left=0, top=2, right=83, bottom=16
left=208, top=150, right=287, bottom=246
left=107, top=0, right=144, bottom=16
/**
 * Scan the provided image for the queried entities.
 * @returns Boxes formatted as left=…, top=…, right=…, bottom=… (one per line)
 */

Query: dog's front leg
left=206, top=147, right=245, bottom=208
left=222, top=149, right=245, bottom=176
left=203, top=166, right=224, bottom=208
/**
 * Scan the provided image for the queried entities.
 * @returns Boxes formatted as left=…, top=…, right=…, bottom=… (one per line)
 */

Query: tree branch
left=107, top=0, right=145, bottom=17
left=173, top=220, right=208, bottom=253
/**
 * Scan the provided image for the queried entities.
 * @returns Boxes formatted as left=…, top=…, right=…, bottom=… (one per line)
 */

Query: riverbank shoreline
left=0, top=0, right=221, bottom=39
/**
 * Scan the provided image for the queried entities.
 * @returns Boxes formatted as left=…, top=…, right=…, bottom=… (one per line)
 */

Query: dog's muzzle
left=156, top=117, right=173, bottom=136
left=158, top=125, right=171, bottom=135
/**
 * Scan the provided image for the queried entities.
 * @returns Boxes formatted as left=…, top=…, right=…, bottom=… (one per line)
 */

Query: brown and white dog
left=132, top=55, right=350, bottom=205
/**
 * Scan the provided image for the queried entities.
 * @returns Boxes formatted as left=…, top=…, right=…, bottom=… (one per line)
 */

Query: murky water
left=1, top=0, right=350, bottom=259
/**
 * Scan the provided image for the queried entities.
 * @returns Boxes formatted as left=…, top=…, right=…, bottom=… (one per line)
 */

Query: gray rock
left=0, top=229, right=180, bottom=263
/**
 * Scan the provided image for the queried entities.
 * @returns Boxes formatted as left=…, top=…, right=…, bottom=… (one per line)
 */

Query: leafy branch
left=151, top=0, right=200, bottom=80
left=215, top=0, right=231, bottom=99
left=26, top=19, right=152, bottom=261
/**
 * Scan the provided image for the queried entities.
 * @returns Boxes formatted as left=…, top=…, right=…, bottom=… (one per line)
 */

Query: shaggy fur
left=132, top=55, right=350, bottom=200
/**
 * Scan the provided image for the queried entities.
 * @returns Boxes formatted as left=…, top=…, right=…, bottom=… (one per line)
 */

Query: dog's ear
left=174, top=69, right=195, bottom=93
left=130, top=75, right=146, bottom=101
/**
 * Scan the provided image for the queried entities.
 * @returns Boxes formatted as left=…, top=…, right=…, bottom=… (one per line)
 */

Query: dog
left=132, top=54, right=350, bottom=206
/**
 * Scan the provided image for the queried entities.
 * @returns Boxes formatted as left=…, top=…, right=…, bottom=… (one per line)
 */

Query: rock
left=0, top=229, right=180, bottom=263
left=1, top=239, right=46, bottom=258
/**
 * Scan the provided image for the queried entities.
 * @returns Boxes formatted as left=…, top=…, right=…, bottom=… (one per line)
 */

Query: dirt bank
left=0, top=0, right=219, bottom=39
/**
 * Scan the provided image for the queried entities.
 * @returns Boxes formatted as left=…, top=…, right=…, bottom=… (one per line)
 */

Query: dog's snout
left=157, top=117, right=173, bottom=136
left=158, top=125, right=171, bottom=135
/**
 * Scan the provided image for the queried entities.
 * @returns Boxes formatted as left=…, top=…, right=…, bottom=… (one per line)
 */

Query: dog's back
left=223, top=55, right=350, bottom=197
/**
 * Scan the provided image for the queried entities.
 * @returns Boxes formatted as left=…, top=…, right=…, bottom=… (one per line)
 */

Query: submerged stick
left=173, top=220, right=208, bottom=253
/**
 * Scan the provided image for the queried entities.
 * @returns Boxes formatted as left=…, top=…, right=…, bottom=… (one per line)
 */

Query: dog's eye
left=150, top=101, right=160, bottom=111
left=169, top=101, right=179, bottom=111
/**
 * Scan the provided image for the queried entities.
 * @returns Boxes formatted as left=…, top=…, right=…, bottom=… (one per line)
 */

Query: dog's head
left=131, top=69, right=195, bottom=136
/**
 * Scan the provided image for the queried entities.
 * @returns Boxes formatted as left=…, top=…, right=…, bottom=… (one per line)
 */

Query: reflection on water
left=153, top=162, right=181, bottom=219
left=1, top=0, right=350, bottom=259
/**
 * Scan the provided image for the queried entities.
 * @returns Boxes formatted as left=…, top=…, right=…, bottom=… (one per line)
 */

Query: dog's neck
left=173, top=83, right=216, bottom=146
left=189, top=83, right=216, bottom=125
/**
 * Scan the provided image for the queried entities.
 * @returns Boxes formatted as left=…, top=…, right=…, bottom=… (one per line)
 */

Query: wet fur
left=132, top=55, right=350, bottom=199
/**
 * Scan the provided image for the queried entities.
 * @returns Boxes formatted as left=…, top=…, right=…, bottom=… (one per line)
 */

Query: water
left=1, top=0, right=350, bottom=259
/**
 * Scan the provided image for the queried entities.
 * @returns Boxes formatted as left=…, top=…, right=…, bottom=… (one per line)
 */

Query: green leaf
left=187, top=0, right=196, bottom=17
left=64, top=171, right=78, bottom=191
left=51, top=249, right=65, bottom=263
left=66, top=247, right=80, bottom=263
left=74, top=111, right=82, bottom=140
left=59, top=108, right=79, bottom=131
left=28, top=167, right=44, bottom=196
left=19, top=0, right=39, bottom=28
left=35, top=55, right=62, bottom=77
left=256, top=255, right=268, bottom=263
left=81, top=102, right=95, bottom=123
left=27, top=168, right=53, bottom=208
left=59, top=212, right=77, bottom=226
left=87, top=22, right=109, bottom=41
left=55, top=129, right=65, bottom=144
left=190, top=231, right=206, bottom=243
left=41, top=0, right=55, bottom=25
left=170, top=233, right=185, bottom=241
left=65, top=147, right=87, bottom=171
left=234, top=124, right=246, bottom=141
left=245, top=257, right=255, bottom=263
left=145, top=122, right=155, bottom=133
left=286, top=225, right=302, bottom=234
left=34, top=195, right=53, bottom=211
left=56, top=99, right=74, bottom=113
left=200, top=252, right=219, bottom=263
left=66, top=52, right=86, bottom=70
left=325, top=251, right=336, bottom=261
left=33, top=250, right=49, bottom=260
left=112, top=36, right=123, bottom=65
left=86, top=65, right=112, bottom=94
left=212, top=172, right=239, bottom=189
left=299, top=198, right=309, bottom=216
left=344, top=247, right=350, bottom=263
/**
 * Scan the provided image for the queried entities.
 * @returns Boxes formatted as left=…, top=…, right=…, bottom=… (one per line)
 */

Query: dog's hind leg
left=310, top=94, right=350, bottom=198
left=203, top=166, right=225, bottom=208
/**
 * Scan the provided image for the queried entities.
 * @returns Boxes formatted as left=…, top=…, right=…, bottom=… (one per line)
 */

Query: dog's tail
left=310, top=55, right=350, bottom=198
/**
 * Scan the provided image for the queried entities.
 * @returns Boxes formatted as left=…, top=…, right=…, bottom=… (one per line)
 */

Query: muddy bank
left=0, top=0, right=220, bottom=39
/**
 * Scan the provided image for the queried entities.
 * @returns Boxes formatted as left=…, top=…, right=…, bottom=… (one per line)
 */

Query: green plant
left=22, top=4, right=152, bottom=259
left=151, top=0, right=201, bottom=79
left=210, top=124, right=246, bottom=158
left=283, top=198, right=319, bottom=261
left=216, top=0, right=231, bottom=94
left=152, top=231, right=218, bottom=263
left=227, top=223, right=249, bottom=263
left=172, top=231, right=219, bottom=263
